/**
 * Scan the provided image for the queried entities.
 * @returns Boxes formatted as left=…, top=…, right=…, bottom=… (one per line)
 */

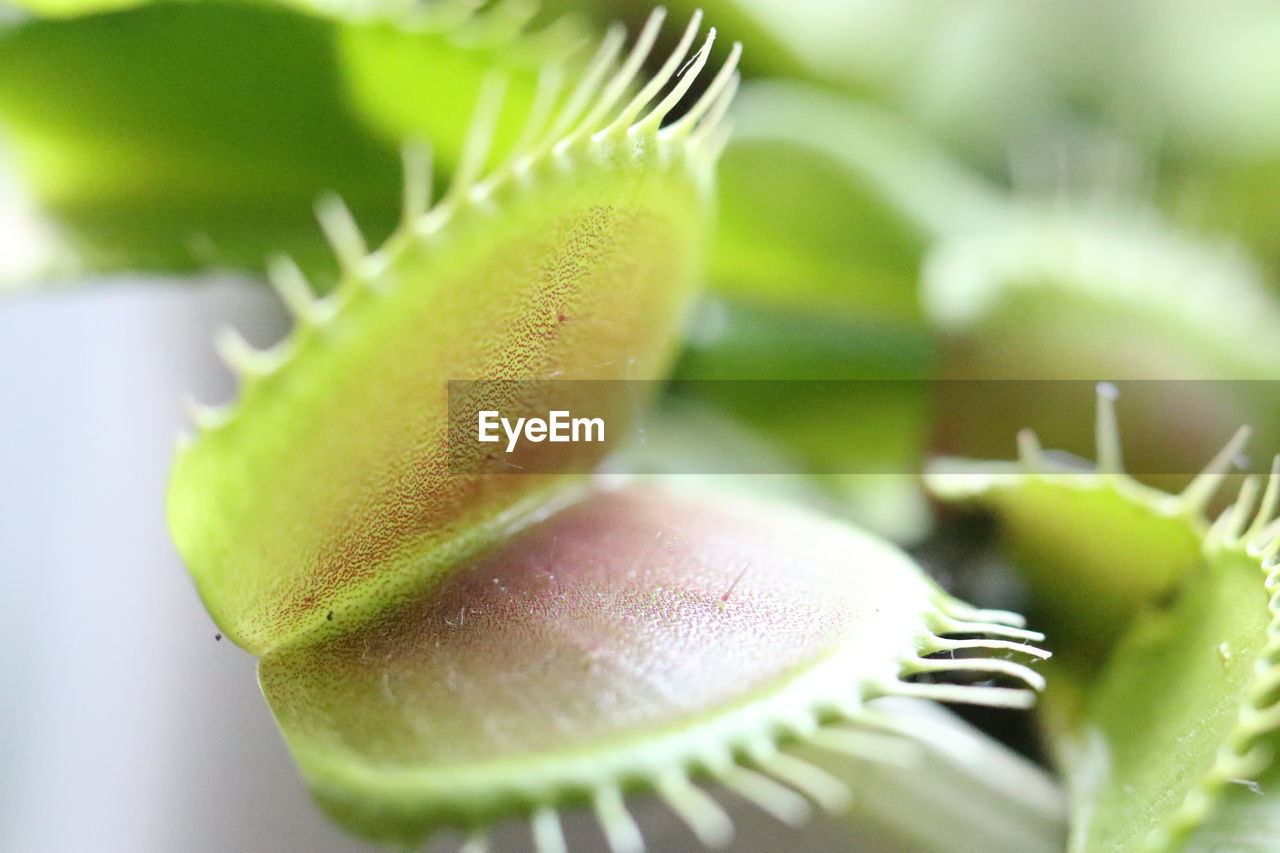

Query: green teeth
left=929, top=384, right=1280, bottom=852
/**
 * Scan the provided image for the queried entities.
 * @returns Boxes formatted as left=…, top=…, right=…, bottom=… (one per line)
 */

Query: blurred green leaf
left=923, top=207, right=1280, bottom=483
left=712, top=81, right=1004, bottom=323
left=687, top=81, right=1006, bottom=540
left=673, top=297, right=936, bottom=541
left=5, top=0, right=147, bottom=15
left=335, top=1, right=589, bottom=175
left=0, top=2, right=396, bottom=282
left=0, top=0, right=580, bottom=285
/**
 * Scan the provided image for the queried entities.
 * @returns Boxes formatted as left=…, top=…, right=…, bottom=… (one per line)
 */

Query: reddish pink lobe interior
left=261, top=485, right=929, bottom=767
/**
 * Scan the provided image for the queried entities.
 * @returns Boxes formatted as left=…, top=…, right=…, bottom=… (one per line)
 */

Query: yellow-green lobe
left=168, top=134, right=712, bottom=654
left=1066, top=544, right=1274, bottom=852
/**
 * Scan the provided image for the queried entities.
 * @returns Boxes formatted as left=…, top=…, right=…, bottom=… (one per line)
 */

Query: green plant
left=8, top=1, right=1280, bottom=851
left=162, top=13, right=1054, bottom=848
left=929, top=386, right=1280, bottom=852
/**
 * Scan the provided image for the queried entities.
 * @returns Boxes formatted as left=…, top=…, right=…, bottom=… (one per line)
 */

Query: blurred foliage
left=922, top=207, right=1280, bottom=491
left=0, top=0, right=579, bottom=286
left=710, top=82, right=1004, bottom=324
left=673, top=297, right=935, bottom=540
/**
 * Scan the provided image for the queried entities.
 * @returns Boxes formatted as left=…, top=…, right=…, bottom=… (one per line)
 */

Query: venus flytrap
left=928, top=387, right=1280, bottom=852
left=9, top=2, right=1280, bottom=851
left=169, top=7, right=739, bottom=654
left=160, top=10, right=1058, bottom=851
left=260, top=481, right=1050, bottom=849
left=1062, top=490, right=1280, bottom=853
left=926, top=386, right=1223, bottom=663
